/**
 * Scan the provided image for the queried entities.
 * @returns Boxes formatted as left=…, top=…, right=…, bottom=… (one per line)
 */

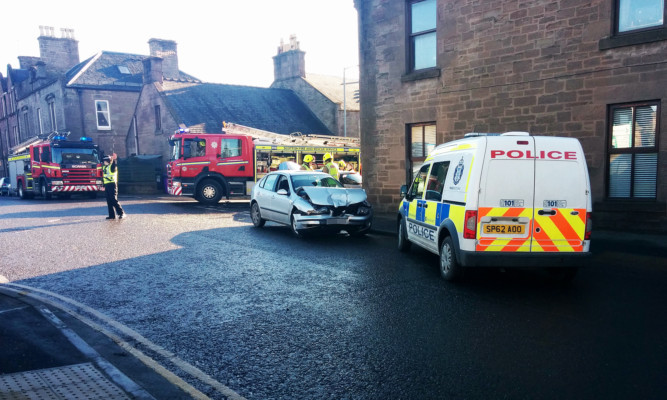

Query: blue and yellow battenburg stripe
left=401, top=200, right=466, bottom=233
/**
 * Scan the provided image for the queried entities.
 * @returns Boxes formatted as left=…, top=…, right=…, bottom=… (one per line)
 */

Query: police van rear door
left=531, top=137, right=588, bottom=252
left=477, top=135, right=535, bottom=253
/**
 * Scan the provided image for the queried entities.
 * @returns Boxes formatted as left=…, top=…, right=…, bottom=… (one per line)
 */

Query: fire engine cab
left=167, top=123, right=361, bottom=204
left=397, top=132, right=592, bottom=282
left=8, top=135, right=104, bottom=199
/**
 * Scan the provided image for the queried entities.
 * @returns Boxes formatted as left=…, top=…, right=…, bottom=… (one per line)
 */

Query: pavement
left=1, top=208, right=666, bottom=400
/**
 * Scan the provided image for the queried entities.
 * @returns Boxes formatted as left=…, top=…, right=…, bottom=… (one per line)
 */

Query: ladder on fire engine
left=221, top=122, right=360, bottom=148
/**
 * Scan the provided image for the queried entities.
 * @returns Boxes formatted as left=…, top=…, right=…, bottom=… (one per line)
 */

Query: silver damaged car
left=250, top=170, right=373, bottom=236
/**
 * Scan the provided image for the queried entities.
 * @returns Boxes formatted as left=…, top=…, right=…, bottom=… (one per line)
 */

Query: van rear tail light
left=464, top=210, right=478, bottom=239
left=584, top=212, right=592, bottom=240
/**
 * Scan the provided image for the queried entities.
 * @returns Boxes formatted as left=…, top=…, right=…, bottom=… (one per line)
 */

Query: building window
left=616, top=0, right=665, bottom=33
left=154, top=105, right=162, bottom=132
left=95, top=100, right=111, bottom=130
left=608, top=102, right=659, bottom=199
left=48, top=98, right=57, bottom=132
left=37, top=108, right=43, bottom=135
left=13, top=126, right=19, bottom=145
left=22, top=109, right=30, bottom=138
left=407, top=123, right=436, bottom=179
left=409, top=0, right=437, bottom=71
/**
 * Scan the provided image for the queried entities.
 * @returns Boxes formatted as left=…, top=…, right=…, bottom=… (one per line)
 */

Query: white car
left=250, top=170, right=373, bottom=236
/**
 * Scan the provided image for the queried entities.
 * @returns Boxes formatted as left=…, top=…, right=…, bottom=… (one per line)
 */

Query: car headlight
left=307, top=205, right=330, bottom=215
left=357, top=200, right=372, bottom=216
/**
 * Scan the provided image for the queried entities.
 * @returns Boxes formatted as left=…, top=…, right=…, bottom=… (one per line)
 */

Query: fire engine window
left=220, top=139, right=242, bottom=158
left=425, top=161, right=449, bottom=201
left=42, top=147, right=51, bottom=163
left=33, top=147, right=40, bottom=162
left=184, top=139, right=206, bottom=158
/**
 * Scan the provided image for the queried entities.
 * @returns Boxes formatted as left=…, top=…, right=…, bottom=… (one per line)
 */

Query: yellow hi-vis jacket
left=103, top=164, right=118, bottom=184
left=324, top=162, right=339, bottom=179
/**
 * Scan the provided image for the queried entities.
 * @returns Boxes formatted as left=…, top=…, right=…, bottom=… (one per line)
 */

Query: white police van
left=397, top=132, right=592, bottom=281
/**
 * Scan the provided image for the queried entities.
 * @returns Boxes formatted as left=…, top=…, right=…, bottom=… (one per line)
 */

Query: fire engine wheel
left=440, top=236, right=462, bottom=282
left=40, top=181, right=52, bottom=200
left=250, top=201, right=265, bottom=228
left=397, top=217, right=411, bottom=252
left=197, top=179, right=223, bottom=205
left=19, top=184, right=30, bottom=199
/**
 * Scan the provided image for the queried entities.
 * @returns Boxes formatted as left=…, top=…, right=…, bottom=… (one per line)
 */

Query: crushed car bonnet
left=300, top=187, right=367, bottom=207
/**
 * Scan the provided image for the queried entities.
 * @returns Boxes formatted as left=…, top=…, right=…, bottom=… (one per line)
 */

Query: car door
left=531, top=137, right=588, bottom=252
left=271, top=174, right=293, bottom=225
left=403, top=163, right=440, bottom=252
left=256, top=174, right=279, bottom=221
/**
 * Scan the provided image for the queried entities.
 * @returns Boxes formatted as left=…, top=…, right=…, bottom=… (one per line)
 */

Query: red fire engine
left=167, top=123, right=361, bottom=204
left=8, top=134, right=104, bottom=199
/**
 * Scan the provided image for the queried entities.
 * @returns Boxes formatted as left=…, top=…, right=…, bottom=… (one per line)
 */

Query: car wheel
left=197, top=179, right=223, bottom=205
left=40, top=181, right=52, bottom=200
left=440, top=236, right=462, bottom=281
left=250, top=201, right=265, bottom=228
left=397, top=217, right=411, bottom=252
left=290, top=212, right=302, bottom=238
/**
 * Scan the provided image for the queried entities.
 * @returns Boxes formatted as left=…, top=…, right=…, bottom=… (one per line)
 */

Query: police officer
left=102, top=153, right=125, bottom=220
left=302, top=154, right=315, bottom=170
left=322, top=153, right=339, bottom=179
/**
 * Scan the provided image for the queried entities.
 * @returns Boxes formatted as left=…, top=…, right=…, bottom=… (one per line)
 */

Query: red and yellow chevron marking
left=532, top=208, right=586, bottom=252
left=477, top=207, right=533, bottom=252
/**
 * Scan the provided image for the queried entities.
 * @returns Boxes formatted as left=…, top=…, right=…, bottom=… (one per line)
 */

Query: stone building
left=271, top=35, right=360, bottom=138
left=354, top=0, right=667, bottom=231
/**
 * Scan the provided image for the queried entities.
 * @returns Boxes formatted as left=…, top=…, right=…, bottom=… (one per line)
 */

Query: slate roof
left=159, top=80, right=332, bottom=135
left=65, top=51, right=199, bottom=91
left=303, top=73, right=360, bottom=111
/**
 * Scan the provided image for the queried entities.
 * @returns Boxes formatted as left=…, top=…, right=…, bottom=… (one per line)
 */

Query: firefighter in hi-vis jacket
left=102, top=154, right=125, bottom=220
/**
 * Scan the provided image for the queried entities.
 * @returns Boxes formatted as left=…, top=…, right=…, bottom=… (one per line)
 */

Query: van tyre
left=197, top=179, right=223, bottom=205
left=397, top=217, right=411, bottom=252
left=440, top=236, right=462, bottom=281
left=250, top=201, right=265, bottom=228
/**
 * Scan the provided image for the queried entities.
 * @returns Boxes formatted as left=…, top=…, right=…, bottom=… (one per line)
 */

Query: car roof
left=267, top=170, right=329, bottom=176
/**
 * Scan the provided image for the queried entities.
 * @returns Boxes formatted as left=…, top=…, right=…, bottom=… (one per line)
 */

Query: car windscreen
left=52, top=148, right=99, bottom=164
left=291, top=174, right=343, bottom=189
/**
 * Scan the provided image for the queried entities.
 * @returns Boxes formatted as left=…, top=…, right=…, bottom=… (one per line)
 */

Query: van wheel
left=397, top=218, right=411, bottom=252
left=197, top=179, right=223, bottom=205
left=250, top=201, right=265, bottom=228
left=440, top=236, right=462, bottom=281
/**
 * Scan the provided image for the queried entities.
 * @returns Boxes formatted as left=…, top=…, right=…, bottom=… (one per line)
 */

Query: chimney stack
left=37, top=26, right=79, bottom=72
left=148, top=39, right=179, bottom=80
left=143, top=57, right=163, bottom=84
left=273, top=35, right=306, bottom=81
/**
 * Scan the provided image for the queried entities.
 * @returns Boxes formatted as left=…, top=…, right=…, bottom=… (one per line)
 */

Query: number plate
left=483, top=224, right=525, bottom=234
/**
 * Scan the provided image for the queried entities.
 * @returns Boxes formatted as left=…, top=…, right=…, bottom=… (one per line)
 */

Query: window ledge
left=599, top=27, right=667, bottom=50
left=401, top=68, right=440, bottom=83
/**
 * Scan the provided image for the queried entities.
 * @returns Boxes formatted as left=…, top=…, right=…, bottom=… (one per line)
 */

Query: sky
left=0, top=0, right=359, bottom=88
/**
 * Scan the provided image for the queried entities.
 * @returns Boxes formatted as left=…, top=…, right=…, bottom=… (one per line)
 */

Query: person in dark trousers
left=102, top=153, right=125, bottom=220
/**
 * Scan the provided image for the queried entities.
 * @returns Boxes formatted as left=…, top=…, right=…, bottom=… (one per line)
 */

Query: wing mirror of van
left=400, top=185, right=408, bottom=199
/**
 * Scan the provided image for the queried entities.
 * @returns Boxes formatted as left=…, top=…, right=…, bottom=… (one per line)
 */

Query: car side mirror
left=400, top=185, right=408, bottom=198
left=277, top=189, right=289, bottom=196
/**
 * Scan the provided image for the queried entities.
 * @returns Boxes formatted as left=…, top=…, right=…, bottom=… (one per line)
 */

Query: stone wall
left=356, top=0, right=667, bottom=231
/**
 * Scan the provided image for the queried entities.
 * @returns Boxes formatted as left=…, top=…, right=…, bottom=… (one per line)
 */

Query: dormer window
left=118, top=65, right=131, bottom=74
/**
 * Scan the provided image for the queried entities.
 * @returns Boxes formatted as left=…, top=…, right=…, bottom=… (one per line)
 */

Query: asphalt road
left=1, top=195, right=666, bottom=399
